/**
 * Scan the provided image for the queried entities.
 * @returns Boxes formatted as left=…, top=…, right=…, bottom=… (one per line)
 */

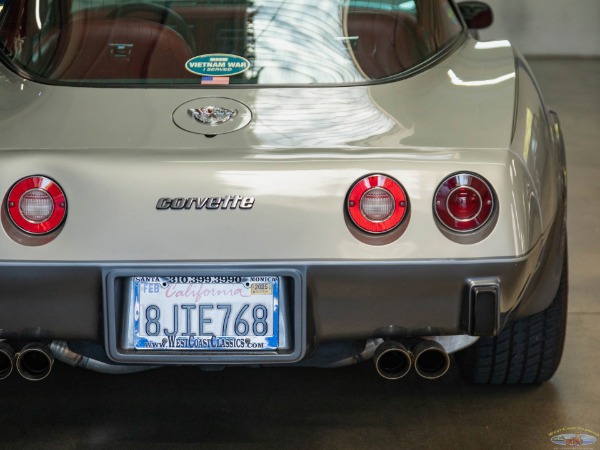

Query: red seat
left=346, top=11, right=429, bottom=79
left=50, top=17, right=194, bottom=80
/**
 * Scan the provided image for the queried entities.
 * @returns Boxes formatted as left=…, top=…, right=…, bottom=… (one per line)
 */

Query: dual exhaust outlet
left=0, top=342, right=54, bottom=381
left=374, top=339, right=450, bottom=380
left=1, top=339, right=450, bottom=381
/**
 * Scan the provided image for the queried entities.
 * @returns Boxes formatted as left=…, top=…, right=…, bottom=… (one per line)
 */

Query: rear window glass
left=0, top=0, right=463, bottom=85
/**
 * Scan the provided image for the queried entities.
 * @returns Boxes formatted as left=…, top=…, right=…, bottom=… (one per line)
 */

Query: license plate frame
left=105, top=268, right=304, bottom=364
left=131, top=276, right=279, bottom=351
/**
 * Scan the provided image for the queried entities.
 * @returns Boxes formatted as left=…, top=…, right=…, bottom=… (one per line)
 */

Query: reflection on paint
left=447, top=69, right=515, bottom=87
left=474, top=40, right=511, bottom=50
left=523, top=108, right=533, bottom=162
left=252, top=88, right=397, bottom=147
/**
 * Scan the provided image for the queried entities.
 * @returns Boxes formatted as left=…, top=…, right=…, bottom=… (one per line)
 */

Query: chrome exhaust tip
left=374, top=340, right=412, bottom=380
left=413, top=340, right=450, bottom=380
left=16, top=343, right=54, bottom=381
left=0, top=342, right=15, bottom=380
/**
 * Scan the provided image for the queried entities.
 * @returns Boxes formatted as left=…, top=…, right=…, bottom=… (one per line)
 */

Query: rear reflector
left=347, top=174, right=408, bottom=234
left=7, top=176, right=67, bottom=234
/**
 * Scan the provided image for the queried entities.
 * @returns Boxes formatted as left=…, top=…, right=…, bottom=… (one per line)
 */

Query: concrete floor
left=0, top=58, right=599, bottom=450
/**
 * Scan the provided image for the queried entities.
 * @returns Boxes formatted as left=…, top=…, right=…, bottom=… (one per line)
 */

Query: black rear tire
left=456, top=253, right=568, bottom=385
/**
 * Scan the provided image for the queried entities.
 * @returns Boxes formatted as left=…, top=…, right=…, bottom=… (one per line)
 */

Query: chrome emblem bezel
left=174, top=98, right=252, bottom=135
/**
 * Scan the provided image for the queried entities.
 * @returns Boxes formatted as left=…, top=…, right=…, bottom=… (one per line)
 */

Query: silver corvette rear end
left=0, top=0, right=567, bottom=384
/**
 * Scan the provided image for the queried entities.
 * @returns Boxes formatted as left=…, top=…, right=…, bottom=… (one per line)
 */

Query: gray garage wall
left=478, top=0, right=600, bottom=56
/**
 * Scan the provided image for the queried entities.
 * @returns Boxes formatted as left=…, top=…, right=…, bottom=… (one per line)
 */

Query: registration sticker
left=132, top=276, right=279, bottom=351
left=251, top=283, right=273, bottom=295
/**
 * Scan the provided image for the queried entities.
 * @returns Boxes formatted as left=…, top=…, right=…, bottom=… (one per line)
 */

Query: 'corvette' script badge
left=188, top=106, right=237, bottom=126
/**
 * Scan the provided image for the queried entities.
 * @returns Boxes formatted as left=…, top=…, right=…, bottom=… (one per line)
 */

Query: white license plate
left=132, top=276, right=279, bottom=351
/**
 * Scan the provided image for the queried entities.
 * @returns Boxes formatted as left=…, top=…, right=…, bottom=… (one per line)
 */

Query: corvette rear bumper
left=0, top=229, right=564, bottom=361
left=3, top=258, right=527, bottom=339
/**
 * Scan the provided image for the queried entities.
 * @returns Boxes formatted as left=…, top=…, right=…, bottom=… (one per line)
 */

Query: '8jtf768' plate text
left=132, top=276, right=279, bottom=351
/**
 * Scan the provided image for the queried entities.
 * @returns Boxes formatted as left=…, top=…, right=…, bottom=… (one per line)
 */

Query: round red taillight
left=434, top=173, right=494, bottom=232
left=347, top=174, right=408, bottom=234
left=7, top=176, right=67, bottom=234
